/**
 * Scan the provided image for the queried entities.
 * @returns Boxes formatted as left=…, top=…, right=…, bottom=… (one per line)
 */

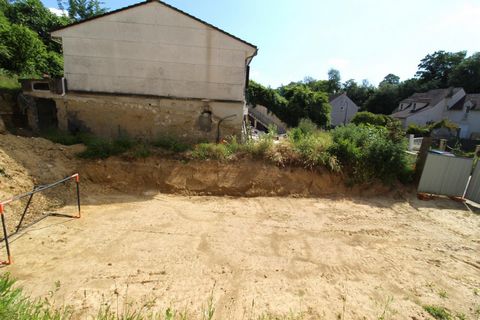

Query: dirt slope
left=0, top=134, right=83, bottom=232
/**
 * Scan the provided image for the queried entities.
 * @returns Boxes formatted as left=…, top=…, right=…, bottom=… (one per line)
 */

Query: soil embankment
left=0, top=133, right=401, bottom=232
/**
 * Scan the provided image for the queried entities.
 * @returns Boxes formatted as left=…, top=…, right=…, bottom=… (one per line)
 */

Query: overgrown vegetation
left=41, top=115, right=412, bottom=184
left=406, top=119, right=459, bottom=137
left=0, top=273, right=72, bottom=320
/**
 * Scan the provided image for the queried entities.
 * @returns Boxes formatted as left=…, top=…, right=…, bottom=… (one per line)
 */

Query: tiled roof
left=392, top=87, right=462, bottom=118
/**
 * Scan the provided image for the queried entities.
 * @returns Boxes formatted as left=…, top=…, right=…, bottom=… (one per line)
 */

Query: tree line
left=0, top=0, right=105, bottom=78
left=248, top=51, right=480, bottom=128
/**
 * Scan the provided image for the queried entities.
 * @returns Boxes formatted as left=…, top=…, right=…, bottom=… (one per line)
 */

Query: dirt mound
left=0, top=134, right=83, bottom=232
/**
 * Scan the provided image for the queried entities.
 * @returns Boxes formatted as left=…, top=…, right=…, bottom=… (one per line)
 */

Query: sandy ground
left=2, top=194, right=479, bottom=319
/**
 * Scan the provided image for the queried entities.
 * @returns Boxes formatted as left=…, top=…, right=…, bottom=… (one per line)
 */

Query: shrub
left=329, top=124, right=409, bottom=183
left=351, top=111, right=391, bottom=126
left=406, top=123, right=430, bottom=136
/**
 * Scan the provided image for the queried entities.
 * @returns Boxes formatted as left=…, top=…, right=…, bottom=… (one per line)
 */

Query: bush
left=351, top=111, right=391, bottom=126
left=329, top=124, right=409, bottom=183
left=406, top=123, right=430, bottom=136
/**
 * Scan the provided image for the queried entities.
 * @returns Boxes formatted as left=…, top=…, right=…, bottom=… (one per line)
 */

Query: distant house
left=21, top=0, right=257, bottom=142
left=391, top=88, right=480, bottom=138
left=329, top=93, right=359, bottom=126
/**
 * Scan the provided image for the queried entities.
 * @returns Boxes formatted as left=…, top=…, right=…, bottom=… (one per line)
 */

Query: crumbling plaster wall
left=54, top=94, right=243, bottom=142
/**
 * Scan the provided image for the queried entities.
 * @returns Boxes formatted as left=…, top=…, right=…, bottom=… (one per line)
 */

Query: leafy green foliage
left=449, top=52, right=480, bottom=93
left=342, top=79, right=375, bottom=108
left=406, top=119, right=459, bottom=137
left=247, top=81, right=331, bottom=128
left=329, top=124, right=409, bottom=183
left=3, top=0, right=68, bottom=51
left=351, top=112, right=392, bottom=126
left=0, top=2, right=65, bottom=77
left=416, top=51, right=467, bottom=88
left=57, top=0, right=107, bottom=22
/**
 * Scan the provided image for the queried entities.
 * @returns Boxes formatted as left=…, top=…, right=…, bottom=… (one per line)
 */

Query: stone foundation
left=43, top=93, right=244, bottom=142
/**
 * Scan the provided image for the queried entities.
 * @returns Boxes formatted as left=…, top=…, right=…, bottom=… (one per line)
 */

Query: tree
left=247, top=81, right=331, bottom=128
left=415, top=50, right=466, bottom=87
left=342, top=79, right=375, bottom=109
left=57, top=0, right=107, bottom=22
left=363, top=84, right=399, bottom=115
left=3, top=0, right=68, bottom=51
left=327, top=68, right=341, bottom=93
left=380, top=73, right=400, bottom=87
left=0, top=14, right=48, bottom=76
left=449, top=52, right=480, bottom=93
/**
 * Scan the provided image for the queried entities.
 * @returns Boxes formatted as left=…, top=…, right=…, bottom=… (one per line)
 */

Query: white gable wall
left=330, top=95, right=358, bottom=126
left=52, top=2, right=256, bottom=101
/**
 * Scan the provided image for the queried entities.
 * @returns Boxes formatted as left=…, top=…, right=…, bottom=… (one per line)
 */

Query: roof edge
left=51, top=0, right=257, bottom=50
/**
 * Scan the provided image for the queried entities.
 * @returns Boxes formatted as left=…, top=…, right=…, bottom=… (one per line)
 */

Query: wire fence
left=0, top=173, right=81, bottom=265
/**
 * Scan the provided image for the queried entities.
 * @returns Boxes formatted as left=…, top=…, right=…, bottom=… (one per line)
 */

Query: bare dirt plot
left=3, top=194, right=480, bottom=319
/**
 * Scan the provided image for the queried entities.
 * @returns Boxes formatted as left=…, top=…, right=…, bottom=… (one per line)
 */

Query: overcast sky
left=42, top=0, right=480, bottom=88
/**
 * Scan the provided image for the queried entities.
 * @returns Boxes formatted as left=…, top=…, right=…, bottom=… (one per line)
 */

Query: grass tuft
left=423, top=305, right=452, bottom=320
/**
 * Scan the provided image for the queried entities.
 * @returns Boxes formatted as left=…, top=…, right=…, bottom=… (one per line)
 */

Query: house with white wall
left=329, top=93, right=358, bottom=126
left=21, top=0, right=257, bottom=142
left=391, top=88, right=480, bottom=138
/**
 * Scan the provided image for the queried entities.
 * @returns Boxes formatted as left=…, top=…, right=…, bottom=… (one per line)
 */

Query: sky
left=42, top=0, right=480, bottom=88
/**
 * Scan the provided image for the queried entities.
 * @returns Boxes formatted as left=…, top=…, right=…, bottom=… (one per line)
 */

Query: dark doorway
left=36, top=98, right=58, bottom=130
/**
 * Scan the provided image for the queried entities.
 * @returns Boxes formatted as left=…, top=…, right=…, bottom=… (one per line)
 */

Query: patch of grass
left=78, top=136, right=135, bottom=159
left=191, top=143, right=231, bottom=161
left=0, top=70, right=20, bottom=91
left=131, top=143, right=152, bottom=159
left=423, top=305, right=452, bottom=320
left=40, top=128, right=86, bottom=146
left=0, top=272, right=72, bottom=320
left=438, top=289, right=448, bottom=299
left=153, top=136, right=191, bottom=153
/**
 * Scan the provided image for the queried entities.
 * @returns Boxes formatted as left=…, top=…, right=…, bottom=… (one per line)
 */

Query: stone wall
left=53, top=93, right=244, bottom=142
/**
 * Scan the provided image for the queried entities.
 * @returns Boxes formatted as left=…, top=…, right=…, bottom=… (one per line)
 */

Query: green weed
left=423, top=305, right=452, bottom=320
